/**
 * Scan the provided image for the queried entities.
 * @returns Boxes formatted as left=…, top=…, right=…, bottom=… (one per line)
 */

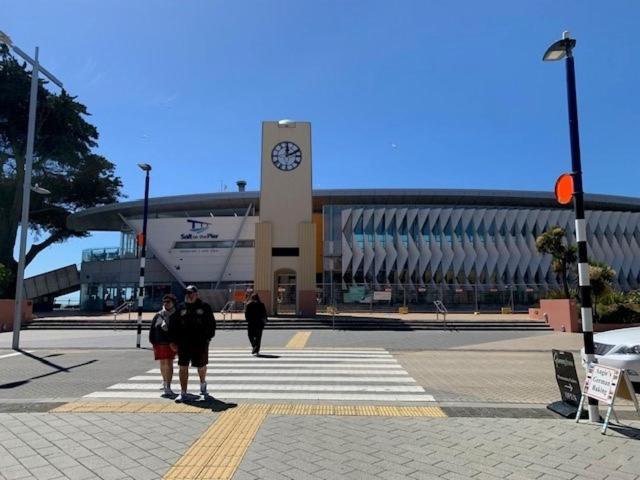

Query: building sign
left=129, top=216, right=258, bottom=283
left=373, top=291, right=392, bottom=301
left=180, top=219, right=219, bottom=240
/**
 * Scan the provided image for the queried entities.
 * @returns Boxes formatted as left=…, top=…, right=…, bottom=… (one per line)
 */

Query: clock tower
left=255, top=120, right=316, bottom=316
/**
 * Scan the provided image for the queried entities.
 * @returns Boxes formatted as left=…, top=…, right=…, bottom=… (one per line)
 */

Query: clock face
left=271, top=141, right=302, bottom=171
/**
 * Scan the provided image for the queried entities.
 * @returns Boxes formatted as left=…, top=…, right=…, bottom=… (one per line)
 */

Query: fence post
left=474, top=283, right=479, bottom=313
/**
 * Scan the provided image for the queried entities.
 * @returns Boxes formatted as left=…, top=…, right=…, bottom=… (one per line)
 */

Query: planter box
left=0, top=300, right=33, bottom=332
left=528, top=308, right=543, bottom=320
left=540, top=299, right=579, bottom=332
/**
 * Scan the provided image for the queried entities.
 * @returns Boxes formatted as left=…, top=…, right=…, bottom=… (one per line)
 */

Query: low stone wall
left=0, top=299, right=33, bottom=332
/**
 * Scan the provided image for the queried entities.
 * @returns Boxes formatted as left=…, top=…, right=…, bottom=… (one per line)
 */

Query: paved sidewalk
left=235, top=415, right=640, bottom=480
left=0, top=412, right=213, bottom=480
left=1, top=328, right=638, bottom=479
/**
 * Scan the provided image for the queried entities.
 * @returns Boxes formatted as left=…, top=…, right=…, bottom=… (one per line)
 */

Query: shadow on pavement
left=255, top=354, right=279, bottom=358
left=178, top=396, right=238, bottom=412
left=0, top=349, right=98, bottom=390
left=607, top=424, right=640, bottom=440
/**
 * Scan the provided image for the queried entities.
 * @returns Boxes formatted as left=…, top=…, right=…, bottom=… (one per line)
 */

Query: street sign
left=554, top=173, right=574, bottom=205
left=576, top=364, right=640, bottom=434
left=547, top=350, right=583, bottom=418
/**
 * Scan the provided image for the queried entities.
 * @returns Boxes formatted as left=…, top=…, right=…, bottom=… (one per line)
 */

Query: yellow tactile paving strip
left=53, top=402, right=445, bottom=480
left=285, top=331, right=311, bottom=349
left=163, top=404, right=269, bottom=480
left=52, top=401, right=446, bottom=417
left=51, top=402, right=211, bottom=414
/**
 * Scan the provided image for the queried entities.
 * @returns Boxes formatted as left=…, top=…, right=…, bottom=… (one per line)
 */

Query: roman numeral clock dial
left=271, top=141, right=302, bottom=171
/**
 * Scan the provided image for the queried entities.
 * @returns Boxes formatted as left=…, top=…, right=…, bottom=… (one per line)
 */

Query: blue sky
left=3, top=0, right=639, bottom=289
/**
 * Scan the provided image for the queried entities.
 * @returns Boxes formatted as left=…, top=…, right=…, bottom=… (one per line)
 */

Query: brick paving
left=0, top=329, right=639, bottom=479
left=0, top=413, right=214, bottom=480
left=235, top=416, right=640, bottom=480
left=396, top=350, right=581, bottom=404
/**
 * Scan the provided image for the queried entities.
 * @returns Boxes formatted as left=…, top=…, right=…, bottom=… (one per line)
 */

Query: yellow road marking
left=163, top=405, right=268, bottom=480
left=52, top=401, right=446, bottom=417
left=285, top=331, right=311, bottom=349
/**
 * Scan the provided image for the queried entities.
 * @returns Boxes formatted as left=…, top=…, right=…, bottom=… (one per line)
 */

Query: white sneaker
left=163, top=386, right=175, bottom=397
left=175, top=392, right=188, bottom=403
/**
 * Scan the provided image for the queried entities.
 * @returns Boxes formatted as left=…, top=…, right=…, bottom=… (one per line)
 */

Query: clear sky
left=3, top=0, right=639, bottom=289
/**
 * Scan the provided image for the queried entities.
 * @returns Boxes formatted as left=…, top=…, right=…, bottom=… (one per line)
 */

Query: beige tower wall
left=254, top=222, right=273, bottom=313
left=298, top=222, right=317, bottom=316
left=260, top=122, right=312, bottom=246
left=257, top=121, right=316, bottom=316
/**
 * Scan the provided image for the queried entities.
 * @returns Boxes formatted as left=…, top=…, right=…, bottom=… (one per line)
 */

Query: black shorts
left=177, top=343, right=209, bottom=368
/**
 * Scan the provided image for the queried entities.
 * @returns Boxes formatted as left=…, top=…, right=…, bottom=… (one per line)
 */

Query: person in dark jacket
left=168, top=285, right=216, bottom=402
left=149, top=294, right=177, bottom=397
left=244, top=293, right=267, bottom=356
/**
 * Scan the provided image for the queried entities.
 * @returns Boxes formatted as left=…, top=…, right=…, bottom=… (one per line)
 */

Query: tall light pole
left=136, top=163, right=151, bottom=348
left=543, top=31, right=598, bottom=422
left=1, top=32, right=63, bottom=350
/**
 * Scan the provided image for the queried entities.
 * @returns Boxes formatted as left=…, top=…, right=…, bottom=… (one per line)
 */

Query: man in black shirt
left=169, top=285, right=216, bottom=402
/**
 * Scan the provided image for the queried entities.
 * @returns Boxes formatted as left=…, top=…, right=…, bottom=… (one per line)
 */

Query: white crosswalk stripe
left=85, top=349, right=435, bottom=403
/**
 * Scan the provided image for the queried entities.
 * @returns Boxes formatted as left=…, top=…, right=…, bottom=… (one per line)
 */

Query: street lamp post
left=136, top=163, right=151, bottom=348
left=1, top=32, right=63, bottom=350
left=543, top=31, right=598, bottom=422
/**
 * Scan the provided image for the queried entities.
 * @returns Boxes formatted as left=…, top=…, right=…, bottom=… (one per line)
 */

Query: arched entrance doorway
left=274, top=269, right=296, bottom=316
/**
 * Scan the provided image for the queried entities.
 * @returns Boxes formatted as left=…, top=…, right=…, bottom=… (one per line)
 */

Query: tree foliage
left=0, top=45, right=122, bottom=298
left=535, top=226, right=577, bottom=299
left=589, top=260, right=616, bottom=319
left=0, top=262, right=12, bottom=298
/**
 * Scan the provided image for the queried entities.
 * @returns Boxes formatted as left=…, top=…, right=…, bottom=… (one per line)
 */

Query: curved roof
left=67, top=188, right=640, bottom=232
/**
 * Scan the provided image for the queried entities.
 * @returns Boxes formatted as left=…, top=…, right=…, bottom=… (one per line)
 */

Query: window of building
left=399, top=217, right=408, bottom=248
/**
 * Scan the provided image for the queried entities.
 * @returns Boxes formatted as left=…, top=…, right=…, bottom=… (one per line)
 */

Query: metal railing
left=315, top=283, right=550, bottom=313
left=112, top=300, right=134, bottom=322
left=433, top=300, right=448, bottom=327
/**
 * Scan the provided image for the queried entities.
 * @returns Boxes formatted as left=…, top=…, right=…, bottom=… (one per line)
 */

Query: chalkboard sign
left=547, top=350, right=583, bottom=418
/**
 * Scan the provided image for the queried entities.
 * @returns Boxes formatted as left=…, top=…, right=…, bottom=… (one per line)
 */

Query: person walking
left=244, top=293, right=267, bottom=356
left=169, top=285, right=216, bottom=402
left=149, top=293, right=177, bottom=397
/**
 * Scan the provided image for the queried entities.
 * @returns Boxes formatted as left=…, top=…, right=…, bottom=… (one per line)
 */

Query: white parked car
left=581, top=326, right=640, bottom=393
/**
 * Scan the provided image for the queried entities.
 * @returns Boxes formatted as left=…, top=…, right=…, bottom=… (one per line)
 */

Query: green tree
left=589, top=261, right=616, bottom=319
left=0, top=45, right=122, bottom=298
left=0, top=262, right=12, bottom=298
left=535, top=226, right=577, bottom=299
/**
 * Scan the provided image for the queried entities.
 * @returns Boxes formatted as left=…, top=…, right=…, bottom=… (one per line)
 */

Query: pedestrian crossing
left=84, top=349, right=435, bottom=403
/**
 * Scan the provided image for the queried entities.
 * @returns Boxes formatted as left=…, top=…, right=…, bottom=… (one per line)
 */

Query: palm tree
left=535, top=227, right=577, bottom=298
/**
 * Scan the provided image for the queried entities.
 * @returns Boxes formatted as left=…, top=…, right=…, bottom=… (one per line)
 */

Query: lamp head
left=31, top=184, right=51, bottom=195
left=543, top=31, right=576, bottom=61
left=137, top=163, right=152, bottom=172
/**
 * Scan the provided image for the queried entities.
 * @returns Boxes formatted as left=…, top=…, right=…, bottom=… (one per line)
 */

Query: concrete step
left=23, top=318, right=552, bottom=331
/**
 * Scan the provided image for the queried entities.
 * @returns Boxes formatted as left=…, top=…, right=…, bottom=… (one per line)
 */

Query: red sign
left=555, top=173, right=574, bottom=205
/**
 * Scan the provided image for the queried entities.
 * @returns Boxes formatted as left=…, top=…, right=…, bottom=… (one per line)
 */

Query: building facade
left=69, top=188, right=640, bottom=312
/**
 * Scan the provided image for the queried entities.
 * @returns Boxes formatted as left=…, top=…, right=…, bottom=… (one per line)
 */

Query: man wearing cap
left=169, top=285, right=216, bottom=402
